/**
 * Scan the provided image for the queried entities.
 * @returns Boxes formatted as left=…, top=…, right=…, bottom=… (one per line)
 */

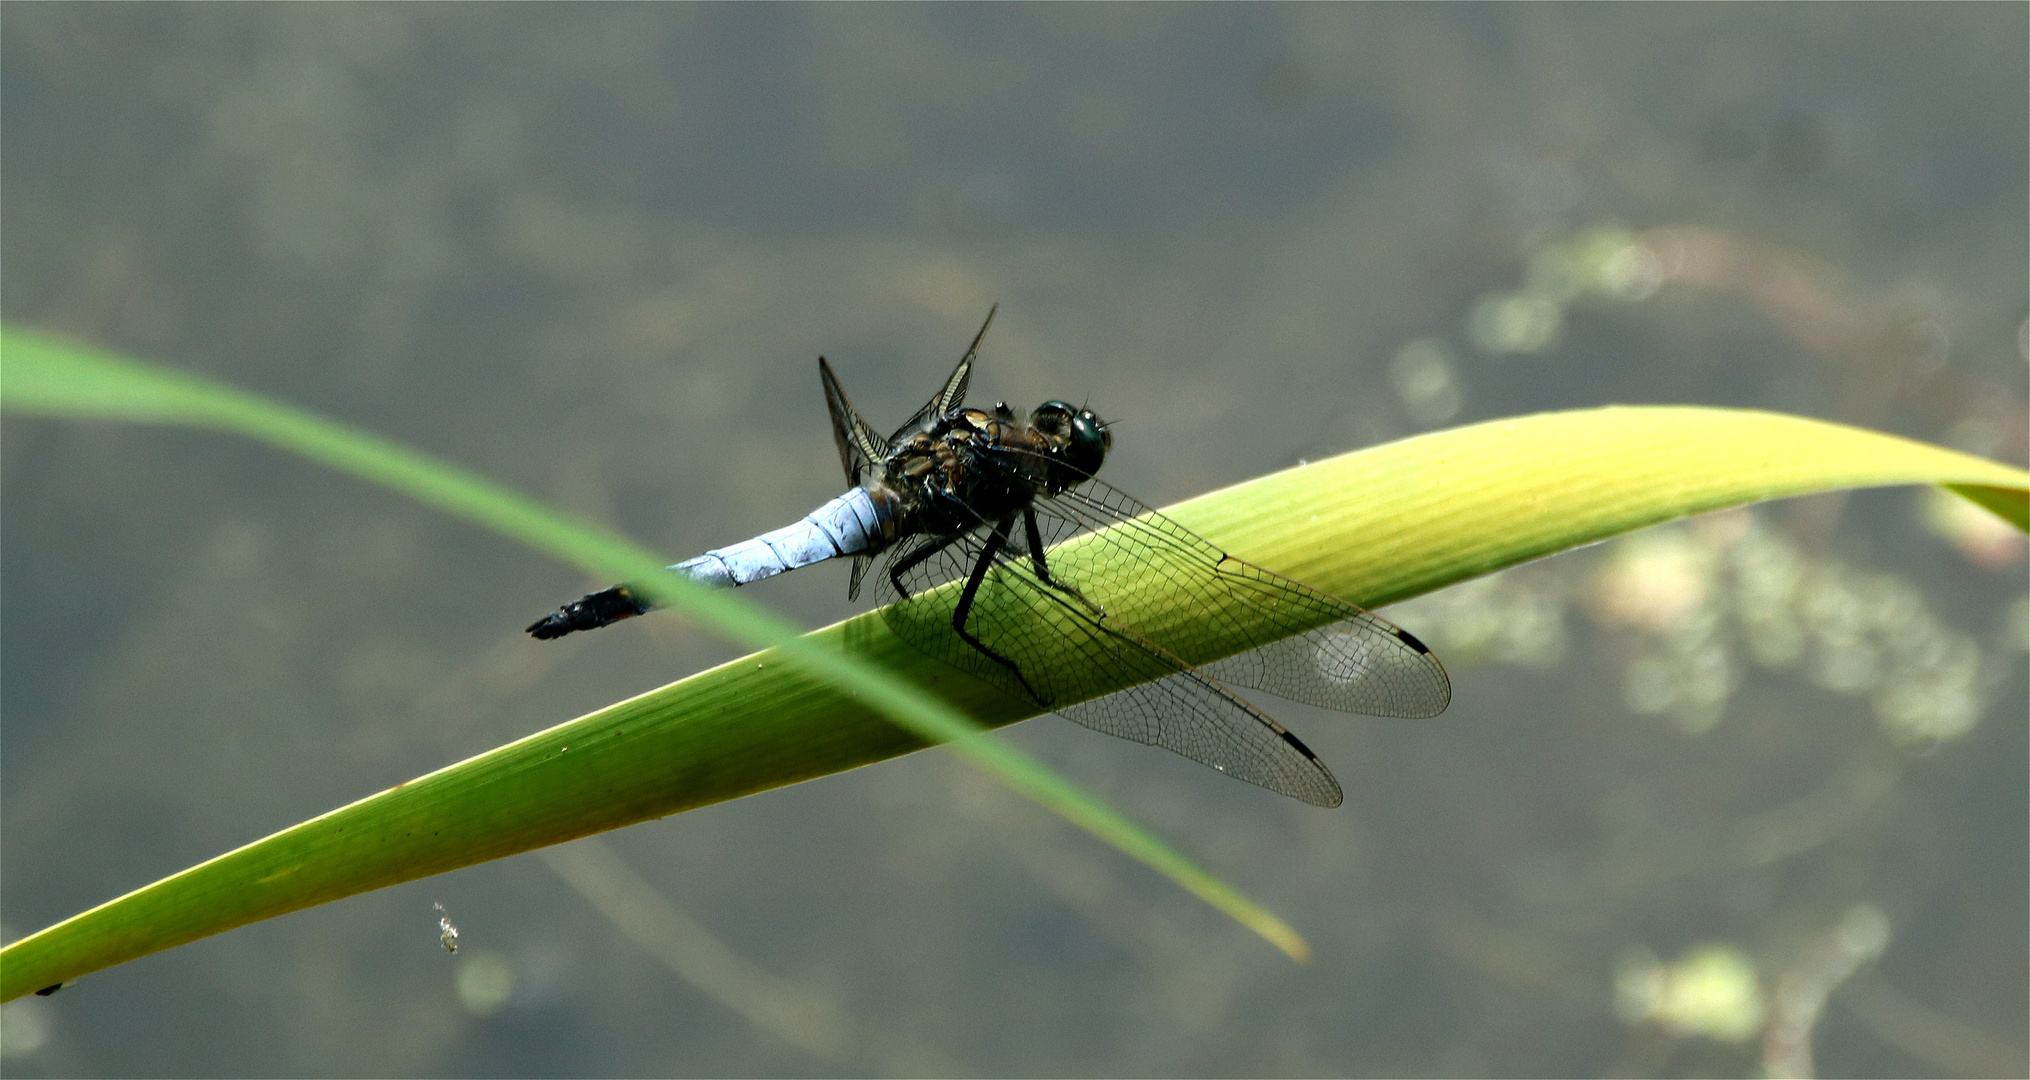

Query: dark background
left=3, top=5, right=2024, bottom=1077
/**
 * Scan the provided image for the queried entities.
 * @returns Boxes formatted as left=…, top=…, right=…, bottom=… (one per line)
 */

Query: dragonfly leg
left=1022, top=509, right=1103, bottom=617
left=949, top=517, right=1049, bottom=705
left=887, top=530, right=966, bottom=601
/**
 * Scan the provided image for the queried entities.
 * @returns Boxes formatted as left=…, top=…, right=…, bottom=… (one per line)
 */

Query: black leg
left=948, top=518, right=1047, bottom=704
left=888, top=531, right=965, bottom=601
left=1022, top=509, right=1103, bottom=616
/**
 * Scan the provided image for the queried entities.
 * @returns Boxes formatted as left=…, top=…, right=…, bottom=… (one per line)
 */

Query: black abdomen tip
left=526, top=585, right=650, bottom=639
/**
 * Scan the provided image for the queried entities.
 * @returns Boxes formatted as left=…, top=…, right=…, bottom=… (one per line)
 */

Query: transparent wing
left=878, top=523, right=1345, bottom=806
left=1058, top=652, right=1348, bottom=808
left=889, top=305, right=993, bottom=442
left=845, top=552, right=874, bottom=603
left=819, top=357, right=893, bottom=602
left=819, top=356, right=888, bottom=489
left=877, top=467, right=1448, bottom=804
left=1014, top=477, right=1451, bottom=718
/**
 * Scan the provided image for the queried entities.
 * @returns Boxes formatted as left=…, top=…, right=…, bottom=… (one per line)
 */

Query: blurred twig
left=1836, top=969, right=2027, bottom=1079
left=541, top=837, right=969, bottom=1076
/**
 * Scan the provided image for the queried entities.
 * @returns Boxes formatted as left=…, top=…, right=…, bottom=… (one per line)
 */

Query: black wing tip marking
left=1392, top=625, right=1433, bottom=655
left=1277, top=725, right=1324, bottom=764
left=1387, top=626, right=1453, bottom=718
left=1274, top=727, right=1344, bottom=807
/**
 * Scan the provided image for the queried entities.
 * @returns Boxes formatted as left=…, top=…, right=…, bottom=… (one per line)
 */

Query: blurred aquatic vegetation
left=1389, top=337, right=1467, bottom=429
left=1615, top=941, right=1768, bottom=1044
left=1392, top=507, right=2019, bottom=747
left=1465, top=222, right=1970, bottom=375
left=1469, top=225, right=1666, bottom=356
left=1387, top=503, right=2024, bottom=1077
left=1607, top=909, right=1896, bottom=1078
left=1762, top=904, right=1894, bottom=1079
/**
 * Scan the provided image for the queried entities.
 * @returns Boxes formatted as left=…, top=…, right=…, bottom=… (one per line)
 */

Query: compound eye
left=1034, top=400, right=1108, bottom=479
left=1080, top=408, right=1112, bottom=454
left=1030, top=401, right=1072, bottom=431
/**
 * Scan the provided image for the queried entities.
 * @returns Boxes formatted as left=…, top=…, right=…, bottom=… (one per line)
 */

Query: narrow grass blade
left=0, top=326, right=1306, bottom=1000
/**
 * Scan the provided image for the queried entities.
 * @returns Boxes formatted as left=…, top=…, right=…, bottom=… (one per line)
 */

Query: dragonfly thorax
left=870, top=401, right=1109, bottom=538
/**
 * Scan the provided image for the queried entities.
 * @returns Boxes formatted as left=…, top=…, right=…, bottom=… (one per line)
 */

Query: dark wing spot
left=1277, top=727, right=1324, bottom=763
left=1394, top=626, right=1433, bottom=654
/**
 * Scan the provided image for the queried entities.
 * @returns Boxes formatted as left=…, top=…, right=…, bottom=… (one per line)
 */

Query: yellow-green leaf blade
left=1162, top=406, right=2027, bottom=618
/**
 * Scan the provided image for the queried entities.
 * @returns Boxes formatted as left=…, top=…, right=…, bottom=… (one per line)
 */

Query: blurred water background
left=2, top=6, right=2024, bottom=1077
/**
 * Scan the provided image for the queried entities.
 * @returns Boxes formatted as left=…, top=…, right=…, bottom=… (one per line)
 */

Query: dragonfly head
left=1032, top=400, right=1111, bottom=482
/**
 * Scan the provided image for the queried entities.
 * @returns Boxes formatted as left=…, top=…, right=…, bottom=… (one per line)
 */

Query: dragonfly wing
left=845, top=553, right=873, bottom=602
left=1056, top=640, right=1347, bottom=808
left=820, top=356, right=888, bottom=488
left=878, top=526, right=1343, bottom=806
left=890, top=305, right=993, bottom=441
left=1201, top=612, right=1451, bottom=718
left=1029, top=478, right=1451, bottom=718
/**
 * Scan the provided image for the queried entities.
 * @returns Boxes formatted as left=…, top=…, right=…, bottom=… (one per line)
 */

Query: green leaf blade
left=3, top=326, right=2022, bottom=1002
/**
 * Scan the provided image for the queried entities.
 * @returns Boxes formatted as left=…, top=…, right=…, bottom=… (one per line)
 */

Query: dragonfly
left=528, top=308, right=1450, bottom=806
